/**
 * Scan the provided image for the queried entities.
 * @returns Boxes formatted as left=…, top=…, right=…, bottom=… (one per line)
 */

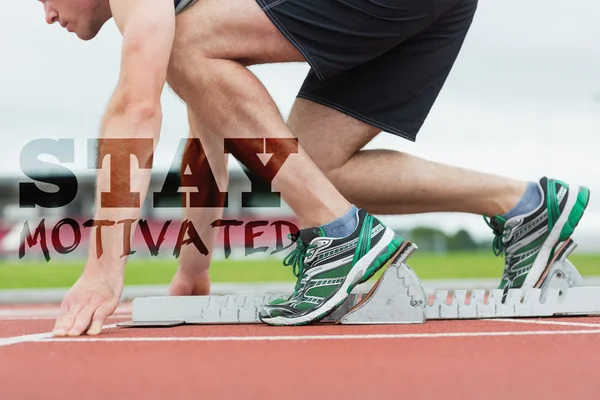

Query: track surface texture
left=2, top=303, right=600, bottom=399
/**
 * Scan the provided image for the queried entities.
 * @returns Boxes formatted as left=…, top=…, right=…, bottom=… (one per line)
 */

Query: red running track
left=1, top=304, right=600, bottom=399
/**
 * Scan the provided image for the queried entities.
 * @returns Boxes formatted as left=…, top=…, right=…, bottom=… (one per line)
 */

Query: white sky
left=1, top=0, right=599, bottom=248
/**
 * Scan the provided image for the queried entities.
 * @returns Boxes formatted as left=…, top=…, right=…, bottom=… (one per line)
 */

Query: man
left=39, top=0, right=590, bottom=335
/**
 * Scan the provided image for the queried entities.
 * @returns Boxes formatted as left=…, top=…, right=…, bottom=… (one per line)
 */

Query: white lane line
left=489, top=318, right=600, bottom=328
left=33, top=328, right=600, bottom=343
left=0, top=307, right=131, bottom=318
left=0, top=314, right=131, bottom=321
left=0, top=324, right=119, bottom=348
left=0, top=332, right=56, bottom=347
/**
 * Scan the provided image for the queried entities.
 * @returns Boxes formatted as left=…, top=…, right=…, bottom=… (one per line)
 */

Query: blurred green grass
left=1, top=252, right=599, bottom=289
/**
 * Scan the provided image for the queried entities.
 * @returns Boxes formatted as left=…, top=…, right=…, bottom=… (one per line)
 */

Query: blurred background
left=0, top=0, right=598, bottom=296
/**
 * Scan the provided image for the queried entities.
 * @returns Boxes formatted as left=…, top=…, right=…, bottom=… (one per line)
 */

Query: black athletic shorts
left=255, top=0, right=478, bottom=141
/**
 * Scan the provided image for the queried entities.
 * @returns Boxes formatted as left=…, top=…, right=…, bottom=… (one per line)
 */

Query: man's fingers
left=52, top=305, right=82, bottom=337
left=67, top=304, right=97, bottom=337
left=87, top=304, right=114, bottom=336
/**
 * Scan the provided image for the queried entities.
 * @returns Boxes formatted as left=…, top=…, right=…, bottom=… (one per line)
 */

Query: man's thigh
left=171, top=0, right=304, bottom=64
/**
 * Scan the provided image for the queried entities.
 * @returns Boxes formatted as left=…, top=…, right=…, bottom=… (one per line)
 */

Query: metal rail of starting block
left=118, top=238, right=600, bottom=328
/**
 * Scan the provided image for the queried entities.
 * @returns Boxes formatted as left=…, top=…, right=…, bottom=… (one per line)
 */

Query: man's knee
left=288, top=99, right=379, bottom=175
left=166, top=44, right=219, bottom=101
left=166, top=56, right=201, bottom=98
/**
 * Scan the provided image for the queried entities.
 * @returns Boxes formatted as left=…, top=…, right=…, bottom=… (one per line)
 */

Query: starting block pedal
left=425, top=238, right=600, bottom=320
left=118, top=238, right=600, bottom=328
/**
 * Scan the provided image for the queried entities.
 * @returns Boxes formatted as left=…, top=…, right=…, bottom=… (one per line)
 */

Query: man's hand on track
left=52, top=269, right=123, bottom=337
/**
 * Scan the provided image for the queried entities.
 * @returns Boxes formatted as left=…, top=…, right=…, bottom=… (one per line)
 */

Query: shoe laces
left=283, top=233, right=317, bottom=295
left=483, top=216, right=505, bottom=256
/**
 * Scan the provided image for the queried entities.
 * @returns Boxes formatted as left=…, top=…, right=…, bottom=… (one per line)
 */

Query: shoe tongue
left=297, top=227, right=323, bottom=246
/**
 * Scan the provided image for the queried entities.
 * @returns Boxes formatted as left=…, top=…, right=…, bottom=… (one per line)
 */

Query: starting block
left=118, top=238, right=600, bottom=327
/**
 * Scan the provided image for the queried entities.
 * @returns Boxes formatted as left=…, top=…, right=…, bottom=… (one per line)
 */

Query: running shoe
left=485, top=177, right=590, bottom=296
left=259, top=208, right=407, bottom=326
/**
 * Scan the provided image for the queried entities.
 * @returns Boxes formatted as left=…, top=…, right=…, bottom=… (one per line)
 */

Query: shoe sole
left=522, top=185, right=590, bottom=290
left=259, top=228, right=404, bottom=326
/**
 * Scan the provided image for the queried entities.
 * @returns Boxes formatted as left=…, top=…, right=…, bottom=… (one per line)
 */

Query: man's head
left=40, top=0, right=112, bottom=40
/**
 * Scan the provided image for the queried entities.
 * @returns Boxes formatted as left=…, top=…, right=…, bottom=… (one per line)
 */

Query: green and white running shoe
left=259, top=208, right=406, bottom=326
left=486, top=177, right=590, bottom=296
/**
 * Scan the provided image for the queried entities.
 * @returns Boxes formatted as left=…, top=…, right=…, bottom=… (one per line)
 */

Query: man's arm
left=52, top=0, right=175, bottom=337
left=89, top=0, right=175, bottom=272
